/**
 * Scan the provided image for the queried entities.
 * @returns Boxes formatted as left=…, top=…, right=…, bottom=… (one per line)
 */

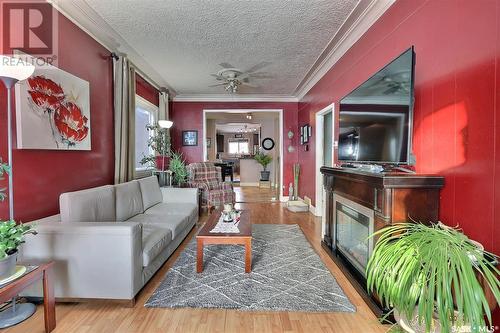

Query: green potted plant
left=366, top=222, right=500, bottom=333
left=140, top=124, right=171, bottom=170
left=254, top=152, right=272, bottom=181
left=0, top=159, right=37, bottom=279
left=169, top=151, right=188, bottom=186
left=0, top=220, right=37, bottom=279
left=0, top=160, right=10, bottom=202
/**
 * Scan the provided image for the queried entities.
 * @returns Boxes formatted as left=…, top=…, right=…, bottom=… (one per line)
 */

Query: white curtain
left=113, top=55, right=136, bottom=184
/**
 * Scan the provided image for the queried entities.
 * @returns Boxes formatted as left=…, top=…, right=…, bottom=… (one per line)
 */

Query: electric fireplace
left=332, top=194, right=374, bottom=278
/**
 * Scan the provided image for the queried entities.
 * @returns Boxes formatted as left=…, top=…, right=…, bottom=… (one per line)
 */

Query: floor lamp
left=0, top=55, right=36, bottom=328
left=158, top=120, right=173, bottom=186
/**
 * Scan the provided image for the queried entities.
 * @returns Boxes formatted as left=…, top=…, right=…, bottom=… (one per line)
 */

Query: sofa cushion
left=129, top=213, right=191, bottom=239
left=115, top=181, right=144, bottom=221
left=136, top=176, right=162, bottom=210
left=145, top=203, right=197, bottom=224
left=60, top=185, right=116, bottom=223
left=141, top=224, right=172, bottom=267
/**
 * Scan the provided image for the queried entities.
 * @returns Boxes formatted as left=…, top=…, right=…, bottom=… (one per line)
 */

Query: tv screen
left=338, top=47, right=415, bottom=164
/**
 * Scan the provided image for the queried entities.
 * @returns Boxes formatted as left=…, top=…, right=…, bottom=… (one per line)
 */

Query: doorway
left=315, top=103, right=335, bottom=223
left=203, top=109, right=284, bottom=202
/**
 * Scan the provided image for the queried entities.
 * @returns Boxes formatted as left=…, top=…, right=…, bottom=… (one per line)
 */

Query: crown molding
left=173, top=94, right=298, bottom=103
left=294, top=0, right=396, bottom=100
left=48, top=0, right=176, bottom=95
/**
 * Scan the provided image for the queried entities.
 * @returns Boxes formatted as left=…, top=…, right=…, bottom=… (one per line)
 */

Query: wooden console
left=320, top=167, right=444, bottom=317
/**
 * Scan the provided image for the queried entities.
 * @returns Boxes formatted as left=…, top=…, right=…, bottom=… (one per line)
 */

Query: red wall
left=0, top=13, right=114, bottom=222
left=136, top=74, right=159, bottom=106
left=299, top=0, right=500, bottom=251
left=171, top=101, right=298, bottom=196
left=299, top=0, right=500, bottom=322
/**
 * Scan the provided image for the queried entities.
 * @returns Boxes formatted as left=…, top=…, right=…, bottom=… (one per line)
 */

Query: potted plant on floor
left=169, top=151, right=188, bottom=186
left=140, top=124, right=172, bottom=170
left=366, top=222, right=500, bottom=333
left=254, top=152, right=272, bottom=181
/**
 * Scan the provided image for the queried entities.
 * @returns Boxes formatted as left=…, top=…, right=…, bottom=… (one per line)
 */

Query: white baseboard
left=239, top=182, right=259, bottom=187
left=310, top=204, right=322, bottom=217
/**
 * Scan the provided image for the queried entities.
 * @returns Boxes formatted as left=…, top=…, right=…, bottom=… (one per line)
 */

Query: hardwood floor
left=6, top=198, right=387, bottom=332
left=234, top=185, right=279, bottom=203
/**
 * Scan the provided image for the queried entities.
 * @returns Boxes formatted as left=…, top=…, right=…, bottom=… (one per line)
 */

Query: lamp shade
left=158, top=120, right=173, bottom=129
left=0, top=55, right=35, bottom=81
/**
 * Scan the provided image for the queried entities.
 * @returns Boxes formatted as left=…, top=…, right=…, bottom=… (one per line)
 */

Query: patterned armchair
left=186, top=162, right=235, bottom=211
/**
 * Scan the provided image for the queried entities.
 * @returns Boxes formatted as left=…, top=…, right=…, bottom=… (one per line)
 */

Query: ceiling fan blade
left=210, top=74, right=223, bottom=80
left=246, top=61, right=271, bottom=73
left=209, top=83, right=227, bottom=87
left=240, top=82, right=258, bottom=88
left=248, top=73, right=274, bottom=79
left=219, top=62, right=235, bottom=69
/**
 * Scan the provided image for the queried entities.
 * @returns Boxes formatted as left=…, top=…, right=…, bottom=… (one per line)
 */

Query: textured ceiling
left=84, top=0, right=359, bottom=95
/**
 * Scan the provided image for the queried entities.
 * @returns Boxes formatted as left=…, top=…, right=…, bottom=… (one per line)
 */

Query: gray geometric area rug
left=145, top=224, right=356, bottom=312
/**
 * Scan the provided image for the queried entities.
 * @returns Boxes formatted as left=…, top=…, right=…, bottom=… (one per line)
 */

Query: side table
left=0, top=262, right=55, bottom=332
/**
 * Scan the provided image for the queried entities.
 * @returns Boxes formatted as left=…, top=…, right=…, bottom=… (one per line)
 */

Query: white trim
left=135, top=95, right=159, bottom=112
left=202, top=109, right=285, bottom=201
left=315, top=103, right=335, bottom=219
left=294, top=0, right=395, bottom=99
left=174, top=94, right=298, bottom=102
left=309, top=204, right=318, bottom=216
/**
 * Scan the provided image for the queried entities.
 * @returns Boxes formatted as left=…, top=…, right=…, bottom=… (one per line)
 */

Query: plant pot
left=0, top=251, right=17, bottom=280
left=155, top=155, right=170, bottom=171
left=395, top=308, right=441, bottom=333
left=260, top=171, right=270, bottom=181
left=395, top=308, right=472, bottom=333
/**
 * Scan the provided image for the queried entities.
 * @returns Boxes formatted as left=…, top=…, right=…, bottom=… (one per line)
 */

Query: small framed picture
left=182, top=130, right=198, bottom=146
left=308, top=125, right=312, bottom=137
left=234, top=134, right=243, bottom=138
left=303, top=126, right=309, bottom=144
left=300, top=134, right=304, bottom=145
left=207, top=137, right=211, bottom=148
left=300, top=126, right=304, bottom=137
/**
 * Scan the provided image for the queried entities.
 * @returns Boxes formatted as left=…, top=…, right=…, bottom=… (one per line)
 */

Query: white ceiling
left=82, top=0, right=360, bottom=96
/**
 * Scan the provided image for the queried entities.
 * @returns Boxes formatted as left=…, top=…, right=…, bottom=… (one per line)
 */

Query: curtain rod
left=111, top=52, right=168, bottom=94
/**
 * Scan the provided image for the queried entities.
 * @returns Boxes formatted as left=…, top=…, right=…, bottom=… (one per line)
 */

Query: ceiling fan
left=209, top=62, right=273, bottom=93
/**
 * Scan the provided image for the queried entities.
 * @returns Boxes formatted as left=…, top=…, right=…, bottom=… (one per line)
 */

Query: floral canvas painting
left=15, top=61, right=90, bottom=150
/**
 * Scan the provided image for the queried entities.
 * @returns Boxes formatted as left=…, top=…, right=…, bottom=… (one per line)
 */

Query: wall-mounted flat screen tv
left=338, top=47, right=415, bottom=165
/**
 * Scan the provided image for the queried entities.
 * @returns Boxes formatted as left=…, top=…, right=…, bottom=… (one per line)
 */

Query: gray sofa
left=19, top=176, right=198, bottom=302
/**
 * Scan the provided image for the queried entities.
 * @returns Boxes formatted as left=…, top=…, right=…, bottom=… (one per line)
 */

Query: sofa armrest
left=160, top=187, right=198, bottom=206
left=19, top=221, right=143, bottom=300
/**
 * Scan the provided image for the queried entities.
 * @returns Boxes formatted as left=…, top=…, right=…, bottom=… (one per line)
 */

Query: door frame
left=202, top=109, right=285, bottom=201
left=315, top=103, right=335, bottom=218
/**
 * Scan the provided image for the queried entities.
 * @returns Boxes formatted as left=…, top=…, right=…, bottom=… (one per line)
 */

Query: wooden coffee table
left=196, top=209, right=252, bottom=273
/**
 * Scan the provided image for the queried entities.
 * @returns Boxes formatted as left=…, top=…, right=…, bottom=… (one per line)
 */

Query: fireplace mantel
left=320, top=167, right=444, bottom=317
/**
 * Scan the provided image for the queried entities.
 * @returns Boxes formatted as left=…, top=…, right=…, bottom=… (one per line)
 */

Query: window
left=228, top=139, right=249, bottom=155
left=135, top=96, right=158, bottom=171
